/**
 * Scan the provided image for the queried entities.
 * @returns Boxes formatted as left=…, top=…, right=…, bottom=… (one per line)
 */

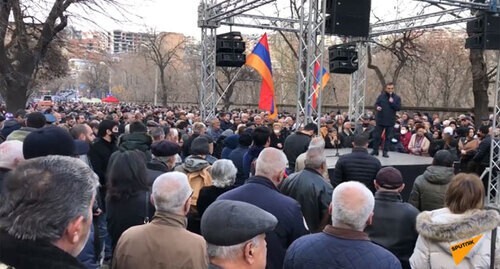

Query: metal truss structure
left=199, top=0, right=500, bottom=204
left=488, top=52, right=500, bottom=205
left=199, top=0, right=328, bottom=124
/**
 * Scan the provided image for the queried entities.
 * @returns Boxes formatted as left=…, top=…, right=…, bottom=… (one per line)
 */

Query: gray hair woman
left=197, top=160, right=237, bottom=217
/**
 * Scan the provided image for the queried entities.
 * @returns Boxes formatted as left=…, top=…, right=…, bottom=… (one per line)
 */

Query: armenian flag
left=311, top=61, right=330, bottom=109
left=246, top=33, right=277, bottom=118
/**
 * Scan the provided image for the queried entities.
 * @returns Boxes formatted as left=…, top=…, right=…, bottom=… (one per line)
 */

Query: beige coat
left=112, top=211, right=208, bottom=269
left=410, top=208, right=500, bottom=269
left=408, top=134, right=431, bottom=156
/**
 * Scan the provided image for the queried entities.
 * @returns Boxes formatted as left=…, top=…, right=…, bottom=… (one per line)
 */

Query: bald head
left=331, top=181, right=374, bottom=231
left=255, top=147, right=287, bottom=185
left=0, top=140, right=24, bottom=170
left=152, top=172, right=192, bottom=214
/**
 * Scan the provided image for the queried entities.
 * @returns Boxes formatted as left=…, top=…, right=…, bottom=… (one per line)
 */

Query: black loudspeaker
left=328, top=44, right=358, bottom=74
left=216, top=32, right=246, bottom=67
left=465, top=14, right=500, bottom=50
left=325, top=0, right=371, bottom=37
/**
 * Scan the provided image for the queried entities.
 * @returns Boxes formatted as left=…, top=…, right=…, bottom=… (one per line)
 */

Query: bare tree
left=80, top=61, right=109, bottom=97
left=0, top=0, right=123, bottom=112
left=368, top=30, right=425, bottom=89
left=143, top=30, right=187, bottom=106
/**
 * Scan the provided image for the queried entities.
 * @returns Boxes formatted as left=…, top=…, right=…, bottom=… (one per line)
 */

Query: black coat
left=473, top=135, right=492, bottom=166
left=280, top=168, right=333, bottom=233
left=283, top=132, right=311, bottom=171
left=106, top=190, right=155, bottom=250
left=365, top=191, right=419, bottom=269
left=88, top=138, right=118, bottom=186
left=197, top=185, right=234, bottom=218
left=331, top=147, right=382, bottom=193
left=375, top=92, right=401, bottom=127
left=228, top=145, right=249, bottom=186
left=0, top=231, right=86, bottom=269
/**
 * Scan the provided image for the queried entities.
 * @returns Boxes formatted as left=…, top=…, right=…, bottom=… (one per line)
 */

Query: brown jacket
left=112, top=211, right=208, bottom=269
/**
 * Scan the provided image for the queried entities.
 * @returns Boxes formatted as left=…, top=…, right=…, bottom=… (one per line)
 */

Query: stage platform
left=326, top=149, right=434, bottom=201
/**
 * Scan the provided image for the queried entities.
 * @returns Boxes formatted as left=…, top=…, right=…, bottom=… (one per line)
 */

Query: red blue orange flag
left=246, top=33, right=277, bottom=118
left=312, top=61, right=330, bottom=109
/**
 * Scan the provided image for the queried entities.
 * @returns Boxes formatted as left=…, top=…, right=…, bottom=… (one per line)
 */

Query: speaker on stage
left=325, top=0, right=371, bottom=38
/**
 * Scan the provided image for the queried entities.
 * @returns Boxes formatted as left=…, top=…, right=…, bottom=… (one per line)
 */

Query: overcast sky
left=70, top=0, right=451, bottom=38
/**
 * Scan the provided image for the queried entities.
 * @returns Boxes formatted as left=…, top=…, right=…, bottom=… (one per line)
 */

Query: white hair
left=255, top=148, right=287, bottom=179
left=0, top=140, right=24, bottom=170
left=152, top=172, right=192, bottom=213
left=207, top=235, right=261, bottom=260
left=331, top=181, right=374, bottom=231
left=304, top=146, right=326, bottom=170
left=169, top=128, right=179, bottom=138
left=211, top=160, right=237, bottom=188
left=308, top=137, right=325, bottom=150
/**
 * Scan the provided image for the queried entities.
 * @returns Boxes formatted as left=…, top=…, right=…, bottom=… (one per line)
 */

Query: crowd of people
left=0, top=82, right=499, bottom=269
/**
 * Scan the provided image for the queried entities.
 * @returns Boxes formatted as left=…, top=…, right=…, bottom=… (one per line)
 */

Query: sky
left=69, top=0, right=430, bottom=38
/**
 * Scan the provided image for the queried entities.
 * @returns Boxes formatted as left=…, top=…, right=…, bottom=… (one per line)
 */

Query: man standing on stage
left=371, top=82, right=401, bottom=158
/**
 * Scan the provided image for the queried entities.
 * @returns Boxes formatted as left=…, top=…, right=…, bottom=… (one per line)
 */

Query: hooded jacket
left=0, top=120, right=21, bottom=138
left=410, top=208, right=500, bottom=269
left=118, top=132, right=153, bottom=160
left=221, top=134, right=239, bottom=159
left=409, top=165, right=454, bottom=211
left=6, top=126, right=38, bottom=142
left=175, top=156, right=212, bottom=207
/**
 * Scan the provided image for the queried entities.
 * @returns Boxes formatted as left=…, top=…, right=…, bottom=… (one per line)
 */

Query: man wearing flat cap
left=202, top=200, right=278, bottom=269
left=218, top=147, right=308, bottom=269
left=148, top=140, right=181, bottom=173
left=365, top=167, right=419, bottom=269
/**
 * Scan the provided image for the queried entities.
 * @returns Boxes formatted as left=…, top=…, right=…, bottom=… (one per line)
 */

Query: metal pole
left=154, top=68, right=158, bottom=106
left=487, top=50, right=500, bottom=205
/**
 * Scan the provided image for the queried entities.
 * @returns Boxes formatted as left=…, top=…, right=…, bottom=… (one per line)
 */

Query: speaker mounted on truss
left=325, top=0, right=371, bottom=38
left=328, top=44, right=358, bottom=74
left=465, top=13, right=500, bottom=50
left=216, top=32, right=246, bottom=67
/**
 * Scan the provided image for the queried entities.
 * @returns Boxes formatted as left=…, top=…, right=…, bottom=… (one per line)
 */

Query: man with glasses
left=371, top=82, right=401, bottom=158
left=112, top=172, right=208, bottom=269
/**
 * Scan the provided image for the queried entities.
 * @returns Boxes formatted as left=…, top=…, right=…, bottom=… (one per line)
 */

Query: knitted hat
left=23, top=127, right=76, bottom=159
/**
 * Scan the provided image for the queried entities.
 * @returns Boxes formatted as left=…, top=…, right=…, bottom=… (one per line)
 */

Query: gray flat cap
left=201, top=200, right=278, bottom=246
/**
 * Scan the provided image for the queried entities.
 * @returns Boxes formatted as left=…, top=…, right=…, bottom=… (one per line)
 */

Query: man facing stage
left=371, top=82, right=401, bottom=158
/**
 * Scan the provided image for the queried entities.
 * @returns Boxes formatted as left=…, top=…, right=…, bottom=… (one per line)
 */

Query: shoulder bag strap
left=144, top=191, right=150, bottom=224
left=491, top=227, right=497, bottom=269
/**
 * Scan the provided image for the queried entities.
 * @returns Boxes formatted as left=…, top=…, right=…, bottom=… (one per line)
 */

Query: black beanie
left=23, top=126, right=76, bottom=159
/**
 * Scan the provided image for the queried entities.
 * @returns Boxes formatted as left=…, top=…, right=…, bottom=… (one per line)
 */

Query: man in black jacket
left=332, top=135, right=381, bottom=193
left=280, top=139, right=332, bottom=233
left=365, top=167, right=419, bottom=269
left=472, top=125, right=492, bottom=189
left=283, top=123, right=317, bottom=173
left=372, top=82, right=401, bottom=157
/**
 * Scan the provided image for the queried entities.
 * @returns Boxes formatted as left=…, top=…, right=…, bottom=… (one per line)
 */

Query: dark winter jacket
left=242, top=146, right=265, bottom=179
left=197, top=185, right=234, bottom=218
left=6, top=126, right=38, bottom=142
left=280, top=168, right=333, bottom=233
left=118, top=132, right=153, bottom=160
left=0, top=120, right=21, bottom=138
left=283, top=132, right=312, bottom=172
left=228, top=145, right=249, bottom=185
left=409, top=165, right=454, bottom=211
left=106, top=190, right=155, bottom=250
left=339, top=129, right=354, bottom=148
left=331, top=147, right=382, bottom=193
left=218, top=176, right=309, bottom=269
left=283, top=225, right=402, bottom=269
left=88, top=137, right=118, bottom=187
left=365, top=191, right=419, bottom=269
left=0, top=231, right=86, bottom=269
left=473, top=135, right=492, bottom=166
left=221, top=134, right=239, bottom=159
left=375, top=91, right=401, bottom=127
left=270, top=132, right=286, bottom=149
